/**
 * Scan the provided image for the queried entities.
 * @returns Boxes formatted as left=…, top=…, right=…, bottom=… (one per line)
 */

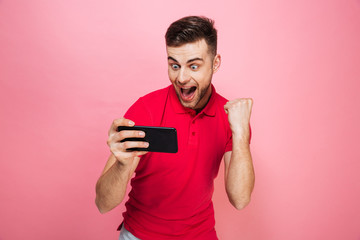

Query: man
left=95, top=16, right=255, bottom=240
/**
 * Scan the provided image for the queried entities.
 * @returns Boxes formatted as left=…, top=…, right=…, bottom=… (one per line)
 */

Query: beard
left=175, top=81, right=211, bottom=112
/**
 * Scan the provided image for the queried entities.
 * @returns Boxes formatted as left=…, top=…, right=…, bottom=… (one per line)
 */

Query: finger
left=133, top=151, right=148, bottom=157
left=121, top=141, right=149, bottom=151
left=118, top=150, right=145, bottom=159
left=121, top=150, right=148, bottom=159
left=224, top=102, right=230, bottom=114
left=109, top=118, right=135, bottom=135
left=112, top=130, right=146, bottom=142
left=113, top=117, right=135, bottom=129
left=110, top=141, right=149, bottom=156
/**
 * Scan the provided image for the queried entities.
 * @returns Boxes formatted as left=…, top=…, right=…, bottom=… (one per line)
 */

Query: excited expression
left=166, top=39, right=221, bottom=113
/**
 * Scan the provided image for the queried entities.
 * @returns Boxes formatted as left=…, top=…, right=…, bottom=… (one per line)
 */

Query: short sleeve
left=225, top=129, right=233, bottom=153
left=124, top=97, right=153, bottom=126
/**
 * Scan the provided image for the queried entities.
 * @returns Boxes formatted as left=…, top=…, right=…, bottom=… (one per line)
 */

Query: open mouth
left=180, top=86, right=197, bottom=101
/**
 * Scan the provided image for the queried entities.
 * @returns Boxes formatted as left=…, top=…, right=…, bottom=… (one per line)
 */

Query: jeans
left=119, top=224, right=140, bottom=240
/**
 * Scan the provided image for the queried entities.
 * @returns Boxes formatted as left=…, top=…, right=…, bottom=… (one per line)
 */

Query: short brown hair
left=165, top=16, right=218, bottom=56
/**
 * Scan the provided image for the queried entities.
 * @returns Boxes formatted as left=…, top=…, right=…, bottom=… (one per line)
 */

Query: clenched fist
left=224, top=98, right=253, bottom=143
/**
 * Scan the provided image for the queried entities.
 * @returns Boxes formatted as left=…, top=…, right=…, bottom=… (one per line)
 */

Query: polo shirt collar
left=169, top=84, right=216, bottom=117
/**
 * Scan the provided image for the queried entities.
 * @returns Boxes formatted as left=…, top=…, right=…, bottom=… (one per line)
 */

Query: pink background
left=1, top=0, right=360, bottom=239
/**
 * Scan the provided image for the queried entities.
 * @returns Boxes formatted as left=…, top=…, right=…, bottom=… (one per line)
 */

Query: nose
left=177, top=69, right=190, bottom=85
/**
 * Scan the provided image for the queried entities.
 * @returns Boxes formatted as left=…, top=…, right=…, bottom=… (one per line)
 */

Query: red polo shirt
left=121, top=84, right=233, bottom=239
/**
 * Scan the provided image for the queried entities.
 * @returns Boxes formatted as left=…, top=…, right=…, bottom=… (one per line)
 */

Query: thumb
left=224, top=102, right=230, bottom=114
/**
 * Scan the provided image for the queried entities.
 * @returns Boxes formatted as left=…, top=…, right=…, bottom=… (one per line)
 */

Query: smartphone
left=117, top=126, right=178, bottom=153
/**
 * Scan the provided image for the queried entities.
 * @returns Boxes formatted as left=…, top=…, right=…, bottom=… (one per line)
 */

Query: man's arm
left=223, top=98, right=255, bottom=210
left=95, top=118, right=148, bottom=214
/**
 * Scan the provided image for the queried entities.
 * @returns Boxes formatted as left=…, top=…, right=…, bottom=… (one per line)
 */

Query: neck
left=194, top=85, right=212, bottom=114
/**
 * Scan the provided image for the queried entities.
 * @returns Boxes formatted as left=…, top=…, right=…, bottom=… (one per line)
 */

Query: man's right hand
left=107, top=118, right=148, bottom=166
left=96, top=117, right=147, bottom=213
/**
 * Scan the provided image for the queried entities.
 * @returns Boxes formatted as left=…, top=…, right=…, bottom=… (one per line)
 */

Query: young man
left=95, top=16, right=255, bottom=240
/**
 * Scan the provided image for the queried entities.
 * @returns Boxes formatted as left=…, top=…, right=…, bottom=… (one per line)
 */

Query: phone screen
left=117, top=126, right=178, bottom=153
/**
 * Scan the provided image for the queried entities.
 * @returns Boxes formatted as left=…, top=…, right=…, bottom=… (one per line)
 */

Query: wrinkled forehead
left=166, top=39, right=212, bottom=63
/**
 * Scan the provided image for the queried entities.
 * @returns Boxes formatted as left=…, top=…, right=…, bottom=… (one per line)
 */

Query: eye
left=171, top=64, right=180, bottom=70
left=190, top=65, right=198, bottom=70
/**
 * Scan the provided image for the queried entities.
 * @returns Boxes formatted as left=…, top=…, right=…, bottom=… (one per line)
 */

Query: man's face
left=166, top=39, right=220, bottom=112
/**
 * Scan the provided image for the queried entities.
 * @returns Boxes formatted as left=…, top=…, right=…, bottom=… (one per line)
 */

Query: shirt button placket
left=189, top=118, right=198, bottom=147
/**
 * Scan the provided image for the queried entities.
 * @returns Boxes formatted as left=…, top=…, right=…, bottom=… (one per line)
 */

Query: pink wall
left=1, top=0, right=359, bottom=239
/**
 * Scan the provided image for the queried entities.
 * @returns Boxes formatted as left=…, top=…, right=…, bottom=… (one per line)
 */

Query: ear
left=213, top=54, right=221, bottom=73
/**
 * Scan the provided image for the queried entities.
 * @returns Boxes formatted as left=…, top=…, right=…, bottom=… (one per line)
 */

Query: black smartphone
left=117, top=126, right=178, bottom=153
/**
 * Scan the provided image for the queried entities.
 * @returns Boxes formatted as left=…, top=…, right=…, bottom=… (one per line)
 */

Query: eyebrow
left=167, top=57, right=204, bottom=64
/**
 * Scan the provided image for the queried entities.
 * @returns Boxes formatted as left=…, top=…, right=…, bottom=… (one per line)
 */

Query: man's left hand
left=224, top=98, right=253, bottom=143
